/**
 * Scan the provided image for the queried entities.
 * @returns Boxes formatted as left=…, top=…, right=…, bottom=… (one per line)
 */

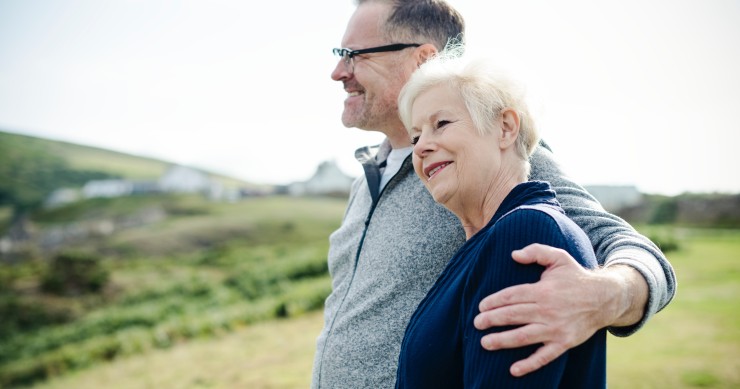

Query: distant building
left=44, top=188, right=82, bottom=208
left=288, top=160, right=355, bottom=196
left=83, top=179, right=133, bottom=198
left=158, top=165, right=212, bottom=194
left=206, top=180, right=243, bottom=202
left=42, top=164, right=246, bottom=207
left=584, top=185, right=642, bottom=212
left=131, top=180, right=161, bottom=195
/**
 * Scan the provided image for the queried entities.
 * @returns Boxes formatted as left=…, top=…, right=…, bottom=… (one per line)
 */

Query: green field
left=0, top=196, right=345, bottom=388
left=607, top=228, right=740, bottom=388
left=27, top=229, right=740, bottom=388
left=2, top=197, right=738, bottom=389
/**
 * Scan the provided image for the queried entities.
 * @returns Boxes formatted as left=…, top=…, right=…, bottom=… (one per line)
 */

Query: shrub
left=645, top=229, right=681, bottom=253
left=0, top=296, right=78, bottom=338
left=650, top=198, right=678, bottom=224
left=40, top=250, right=110, bottom=296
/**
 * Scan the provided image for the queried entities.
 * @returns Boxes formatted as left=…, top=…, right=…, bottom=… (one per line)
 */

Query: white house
left=288, top=160, right=355, bottom=196
left=83, top=179, right=134, bottom=198
left=44, top=188, right=82, bottom=208
left=158, top=165, right=213, bottom=194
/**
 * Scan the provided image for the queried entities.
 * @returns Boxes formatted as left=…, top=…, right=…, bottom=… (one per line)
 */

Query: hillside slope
left=1, top=129, right=256, bottom=184
left=0, top=129, right=259, bottom=218
left=1, top=130, right=171, bottom=179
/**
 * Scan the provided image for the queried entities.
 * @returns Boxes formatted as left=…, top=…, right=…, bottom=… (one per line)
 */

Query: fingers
left=511, top=243, right=573, bottom=268
left=478, top=283, right=534, bottom=314
left=509, top=343, right=568, bottom=377
left=479, top=325, right=568, bottom=377
left=479, top=323, right=548, bottom=351
left=474, top=302, right=538, bottom=330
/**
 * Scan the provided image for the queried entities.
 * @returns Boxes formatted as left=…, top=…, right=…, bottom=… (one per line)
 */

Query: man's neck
left=385, top=128, right=413, bottom=149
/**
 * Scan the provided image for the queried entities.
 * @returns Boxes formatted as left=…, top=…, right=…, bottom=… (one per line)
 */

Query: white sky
left=1, top=0, right=738, bottom=196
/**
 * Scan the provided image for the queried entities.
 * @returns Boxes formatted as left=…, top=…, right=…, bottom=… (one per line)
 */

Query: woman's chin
left=430, top=189, right=451, bottom=208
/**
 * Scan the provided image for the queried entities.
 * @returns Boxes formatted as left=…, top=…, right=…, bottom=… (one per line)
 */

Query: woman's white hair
left=398, top=43, right=539, bottom=171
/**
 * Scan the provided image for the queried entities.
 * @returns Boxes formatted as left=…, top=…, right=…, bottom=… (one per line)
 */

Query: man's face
left=331, top=2, right=417, bottom=135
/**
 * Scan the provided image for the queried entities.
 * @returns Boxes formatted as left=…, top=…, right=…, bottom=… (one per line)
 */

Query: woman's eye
left=410, top=136, right=420, bottom=145
left=436, top=120, right=451, bottom=129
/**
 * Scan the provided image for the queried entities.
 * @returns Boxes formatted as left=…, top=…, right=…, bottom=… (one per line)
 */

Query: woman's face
left=409, top=84, right=503, bottom=208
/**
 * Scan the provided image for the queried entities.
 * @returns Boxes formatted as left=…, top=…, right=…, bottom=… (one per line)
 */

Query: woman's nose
left=413, top=133, right=434, bottom=157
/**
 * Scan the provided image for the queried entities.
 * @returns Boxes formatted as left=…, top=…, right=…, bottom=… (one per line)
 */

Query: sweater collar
left=487, top=181, right=561, bottom=227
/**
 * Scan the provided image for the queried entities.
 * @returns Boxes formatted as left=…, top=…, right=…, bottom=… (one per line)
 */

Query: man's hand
left=473, top=243, right=647, bottom=377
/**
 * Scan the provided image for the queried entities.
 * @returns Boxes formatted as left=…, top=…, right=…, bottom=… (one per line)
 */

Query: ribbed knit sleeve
left=461, top=208, right=606, bottom=388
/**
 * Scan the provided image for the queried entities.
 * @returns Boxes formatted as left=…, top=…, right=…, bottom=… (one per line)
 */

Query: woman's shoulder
left=494, top=202, right=566, bottom=233
left=485, top=203, right=597, bottom=268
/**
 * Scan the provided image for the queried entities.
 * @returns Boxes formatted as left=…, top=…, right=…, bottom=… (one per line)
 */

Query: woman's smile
left=425, top=161, right=453, bottom=181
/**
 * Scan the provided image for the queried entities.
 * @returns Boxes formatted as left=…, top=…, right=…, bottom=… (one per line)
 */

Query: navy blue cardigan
left=396, top=181, right=606, bottom=388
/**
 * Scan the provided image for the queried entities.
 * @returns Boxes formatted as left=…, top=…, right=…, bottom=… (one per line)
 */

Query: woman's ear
left=499, top=108, right=520, bottom=149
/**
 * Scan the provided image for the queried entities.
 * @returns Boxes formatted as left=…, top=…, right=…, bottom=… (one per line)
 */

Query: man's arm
left=473, top=143, right=676, bottom=377
left=529, top=143, right=675, bottom=329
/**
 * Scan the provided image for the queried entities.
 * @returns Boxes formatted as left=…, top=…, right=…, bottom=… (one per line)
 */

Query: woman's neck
left=451, top=168, right=524, bottom=240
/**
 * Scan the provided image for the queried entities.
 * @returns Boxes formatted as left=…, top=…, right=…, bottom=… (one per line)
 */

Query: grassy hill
left=45, top=134, right=258, bottom=190
left=0, top=129, right=346, bottom=387
left=0, top=129, right=260, bottom=185
left=0, top=129, right=261, bottom=223
left=0, top=130, right=171, bottom=180
left=0, top=129, right=275, bottom=241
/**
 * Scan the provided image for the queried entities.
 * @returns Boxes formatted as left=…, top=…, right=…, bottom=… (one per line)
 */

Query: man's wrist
left=599, top=264, right=649, bottom=327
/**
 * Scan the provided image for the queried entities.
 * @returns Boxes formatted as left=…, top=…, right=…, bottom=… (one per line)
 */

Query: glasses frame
left=333, top=43, right=421, bottom=72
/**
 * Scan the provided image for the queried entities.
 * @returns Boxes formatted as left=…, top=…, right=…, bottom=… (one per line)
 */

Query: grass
left=25, top=226, right=740, bottom=389
left=56, top=142, right=252, bottom=188
left=55, top=143, right=168, bottom=180
left=1, top=196, right=347, bottom=388
left=29, top=311, right=325, bottom=389
left=607, top=228, right=740, bottom=388
left=0, top=130, right=257, bottom=190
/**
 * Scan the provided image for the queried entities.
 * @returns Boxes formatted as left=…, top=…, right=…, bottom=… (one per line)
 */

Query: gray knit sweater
left=311, top=140, right=676, bottom=389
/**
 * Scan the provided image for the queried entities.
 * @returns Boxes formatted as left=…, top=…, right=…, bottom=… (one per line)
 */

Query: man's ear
left=499, top=108, right=521, bottom=149
left=415, top=43, right=438, bottom=67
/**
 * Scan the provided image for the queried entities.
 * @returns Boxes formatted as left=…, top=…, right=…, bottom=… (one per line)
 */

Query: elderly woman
left=394, top=51, right=607, bottom=388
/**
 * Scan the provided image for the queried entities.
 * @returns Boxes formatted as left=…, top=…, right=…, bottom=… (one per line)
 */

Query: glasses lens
left=333, top=48, right=354, bottom=72
left=346, top=53, right=353, bottom=73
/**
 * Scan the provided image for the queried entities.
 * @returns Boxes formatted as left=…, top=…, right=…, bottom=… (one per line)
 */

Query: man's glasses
left=332, top=43, right=421, bottom=73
